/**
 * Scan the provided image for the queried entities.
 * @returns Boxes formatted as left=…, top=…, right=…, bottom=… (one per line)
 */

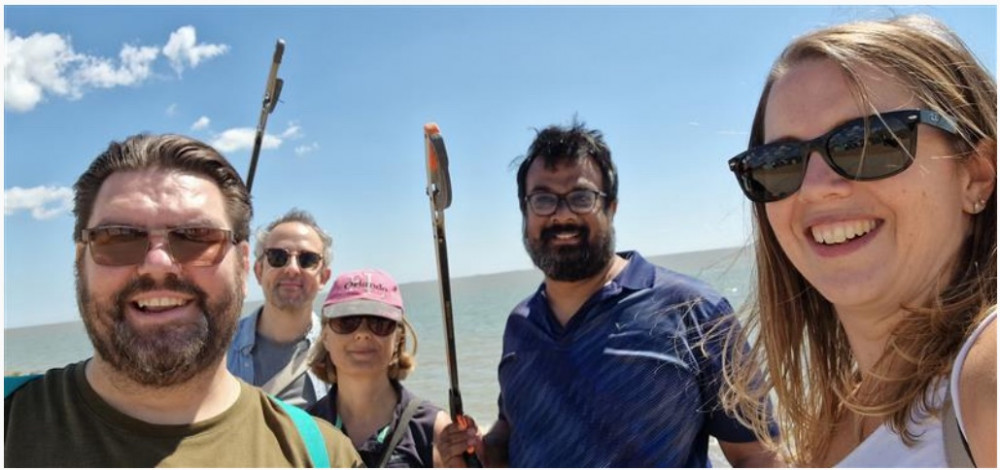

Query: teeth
left=811, top=220, right=876, bottom=245
left=555, top=232, right=578, bottom=239
left=136, top=297, right=187, bottom=309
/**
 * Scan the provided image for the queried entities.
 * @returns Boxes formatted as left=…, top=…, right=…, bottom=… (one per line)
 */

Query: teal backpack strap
left=376, top=398, right=422, bottom=468
left=5, top=375, right=42, bottom=399
left=271, top=396, right=330, bottom=467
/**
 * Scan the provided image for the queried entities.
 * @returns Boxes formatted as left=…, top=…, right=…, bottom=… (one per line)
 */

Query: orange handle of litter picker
left=456, top=415, right=475, bottom=455
left=424, top=122, right=442, bottom=179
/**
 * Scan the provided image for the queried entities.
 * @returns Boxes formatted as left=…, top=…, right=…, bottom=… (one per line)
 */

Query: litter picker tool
left=423, top=122, right=482, bottom=467
left=245, top=39, right=285, bottom=194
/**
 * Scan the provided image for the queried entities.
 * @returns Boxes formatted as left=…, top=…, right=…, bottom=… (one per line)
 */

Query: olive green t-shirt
left=4, top=361, right=363, bottom=467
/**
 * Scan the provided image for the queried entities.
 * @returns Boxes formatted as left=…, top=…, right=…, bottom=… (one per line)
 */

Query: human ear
left=253, top=257, right=263, bottom=283
left=234, top=242, right=251, bottom=297
left=962, top=139, right=997, bottom=214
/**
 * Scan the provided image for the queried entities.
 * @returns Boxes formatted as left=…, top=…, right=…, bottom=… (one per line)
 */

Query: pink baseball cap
left=321, top=269, right=404, bottom=322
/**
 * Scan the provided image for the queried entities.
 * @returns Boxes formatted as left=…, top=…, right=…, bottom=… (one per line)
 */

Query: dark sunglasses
left=727, top=109, right=959, bottom=203
left=326, top=315, right=398, bottom=336
left=263, top=248, right=323, bottom=270
left=524, top=189, right=607, bottom=216
left=80, top=226, right=235, bottom=267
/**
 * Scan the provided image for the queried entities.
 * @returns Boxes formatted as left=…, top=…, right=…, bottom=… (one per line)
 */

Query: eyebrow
left=528, top=184, right=599, bottom=194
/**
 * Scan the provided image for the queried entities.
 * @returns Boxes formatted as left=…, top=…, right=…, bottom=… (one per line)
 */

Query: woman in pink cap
left=307, top=268, right=450, bottom=467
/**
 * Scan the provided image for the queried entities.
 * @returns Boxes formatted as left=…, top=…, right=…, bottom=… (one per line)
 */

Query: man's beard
left=75, top=260, right=243, bottom=387
left=523, top=221, right=615, bottom=282
left=267, top=278, right=314, bottom=312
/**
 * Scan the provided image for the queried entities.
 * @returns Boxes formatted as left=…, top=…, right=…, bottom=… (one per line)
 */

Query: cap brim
left=321, top=299, right=403, bottom=322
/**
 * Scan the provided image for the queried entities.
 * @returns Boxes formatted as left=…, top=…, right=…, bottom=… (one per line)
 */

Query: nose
left=796, top=150, right=852, bottom=203
left=136, top=234, right=181, bottom=276
left=353, top=320, right=374, bottom=338
left=550, top=197, right=577, bottom=220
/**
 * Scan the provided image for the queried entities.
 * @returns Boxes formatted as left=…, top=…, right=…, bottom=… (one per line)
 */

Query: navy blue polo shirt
left=497, top=251, right=765, bottom=467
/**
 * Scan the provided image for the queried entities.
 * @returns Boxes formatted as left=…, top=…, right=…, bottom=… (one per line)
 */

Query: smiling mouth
left=544, top=226, right=586, bottom=243
left=810, top=220, right=878, bottom=245
left=133, top=297, right=192, bottom=313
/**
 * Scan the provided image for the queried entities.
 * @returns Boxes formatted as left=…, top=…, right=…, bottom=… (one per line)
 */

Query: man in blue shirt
left=227, top=209, right=332, bottom=407
left=438, top=120, right=778, bottom=467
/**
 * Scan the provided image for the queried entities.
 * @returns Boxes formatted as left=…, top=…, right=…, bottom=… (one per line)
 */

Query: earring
left=972, top=199, right=986, bottom=213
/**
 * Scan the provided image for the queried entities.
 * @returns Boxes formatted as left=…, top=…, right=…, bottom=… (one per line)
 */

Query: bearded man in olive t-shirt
left=4, top=134, right=362, bottom=467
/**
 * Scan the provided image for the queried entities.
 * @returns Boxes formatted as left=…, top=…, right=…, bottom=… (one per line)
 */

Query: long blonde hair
left=721, top=15, right=997, bottom=466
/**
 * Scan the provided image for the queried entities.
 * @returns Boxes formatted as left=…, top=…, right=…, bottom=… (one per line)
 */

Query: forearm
left=719, top=439, right=783, bottom=468
left=482, top=420, right=511, bottom=467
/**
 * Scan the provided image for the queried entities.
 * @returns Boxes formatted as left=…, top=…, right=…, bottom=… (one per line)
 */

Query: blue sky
left=3, top=5, right=996, bottom=328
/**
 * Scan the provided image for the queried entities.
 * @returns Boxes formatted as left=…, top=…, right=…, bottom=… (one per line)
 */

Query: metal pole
left=245, top=39, right=285, bottom=194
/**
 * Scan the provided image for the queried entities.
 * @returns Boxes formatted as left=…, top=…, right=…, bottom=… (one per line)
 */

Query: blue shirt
left=497, top=251, right=767, bottom=467
left=227, top=307, right=330, bottom=406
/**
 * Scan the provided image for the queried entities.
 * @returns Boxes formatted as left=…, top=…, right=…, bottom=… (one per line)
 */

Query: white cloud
left=210, top=128, right=281, bottom=153
left=688, top=121, right=701, bottom=126
left=4, top=29, right=77, bottom=111
left=209, top=122, right=302, bottom=153
left=4, top=26, right=229, bottom=112
left=191, top=116, right=210, bottom=130
left=281, top=122, right=302, bottom=139
left=166, top=103, right=177, bottom=116
left=72, top=43, right=159, bottom=88
left=4, top=185, right=74, bottom=220
left=295, top=142, right=320, bottom=156
left=162, top=25, right=229, bottom=75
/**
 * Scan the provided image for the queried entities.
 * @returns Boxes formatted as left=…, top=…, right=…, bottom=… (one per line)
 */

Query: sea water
left=3, top=246, right=754, bottom=466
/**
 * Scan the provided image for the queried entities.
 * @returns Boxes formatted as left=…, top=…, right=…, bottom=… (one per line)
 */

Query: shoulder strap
left=4, top=375, right=42, bottom=399
left=943, top=308, right=995, bottom=468
left=271, top=396, right=331, bottom=467
left=376, top=399, right=422, bottom=468
left=261, top=346, right=312, bottom=404
left=942, top=392, right=976, bottom=467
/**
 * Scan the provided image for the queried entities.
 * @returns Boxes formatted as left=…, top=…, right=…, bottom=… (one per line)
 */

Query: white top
left=949, top=307, right=996, bottom=437
left=835, top=307, right=996, bottom=468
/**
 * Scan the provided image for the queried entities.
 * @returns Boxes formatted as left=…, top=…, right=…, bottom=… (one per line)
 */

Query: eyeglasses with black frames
left=727, top=109, right=959, bottom=203
left=263, top=248, right=323, bottom=270
left=524, top=189, right=607, bottom=216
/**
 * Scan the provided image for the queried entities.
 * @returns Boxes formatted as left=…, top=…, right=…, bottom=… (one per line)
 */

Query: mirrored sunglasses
left=727, top=109, right=959, bottom=203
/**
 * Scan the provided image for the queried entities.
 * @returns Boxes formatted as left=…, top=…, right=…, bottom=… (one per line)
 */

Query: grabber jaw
left=264, top=39, right=285, bottom=114
left=424, top=122, right=452, bottom=211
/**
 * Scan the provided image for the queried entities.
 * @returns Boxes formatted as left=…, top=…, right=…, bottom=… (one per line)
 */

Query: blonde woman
left=723, top=15, right=996, bottom=467
left=308, top=269, right=450, bottom=467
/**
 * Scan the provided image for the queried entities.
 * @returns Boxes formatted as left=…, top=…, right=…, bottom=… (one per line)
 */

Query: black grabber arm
left=245, top=39, right=285, bottom=194
left=424, top=122, right=482, bottom=468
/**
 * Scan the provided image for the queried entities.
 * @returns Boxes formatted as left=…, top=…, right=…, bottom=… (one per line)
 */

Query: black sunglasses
left=81, top=226, right=234, bottom=267
left=524, top=189, right=607, bottom=216
left=263, top=248, right=323, bottom=270
left=727, top=109, right=959, bottom=203
left=326, top=315, right=398, bottom=336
